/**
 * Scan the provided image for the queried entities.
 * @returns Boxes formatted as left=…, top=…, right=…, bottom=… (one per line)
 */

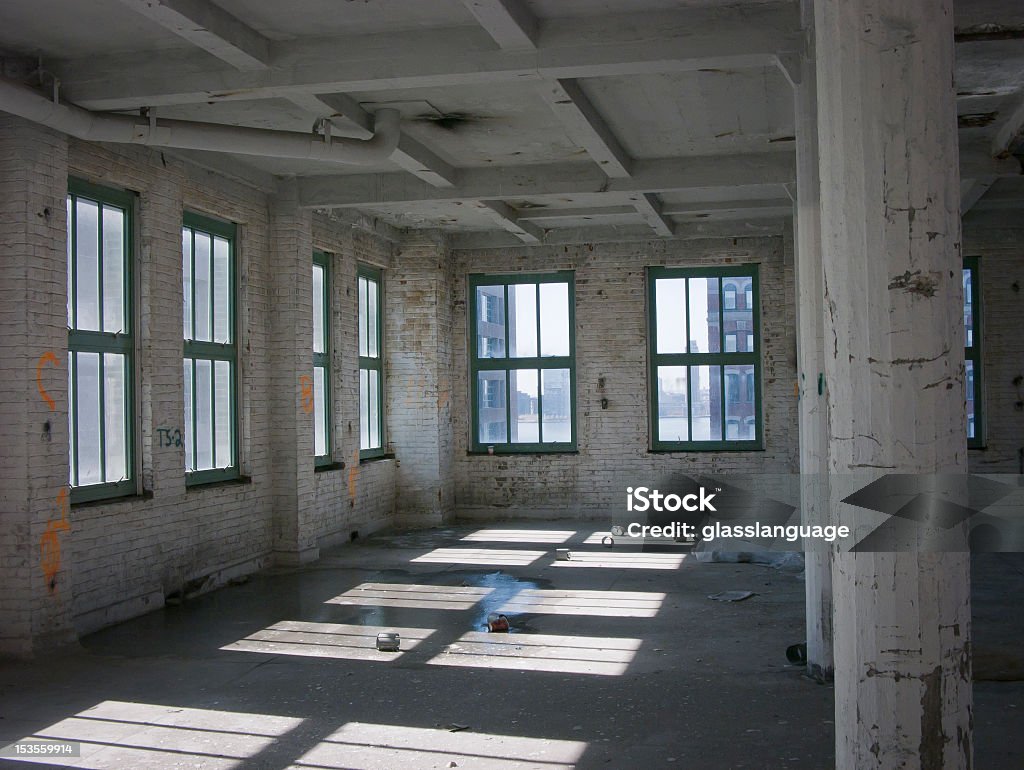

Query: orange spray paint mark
left=299, top=375, right=315, bottom=414
left=36, top=351, right=60, bottom=410
left=41, top=487, right=71, bottom=592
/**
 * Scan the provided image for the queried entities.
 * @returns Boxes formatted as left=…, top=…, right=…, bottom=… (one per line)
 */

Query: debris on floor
left=448, top=724, right=470, bottom=733
left=486, top=613, right=510, bottom=632
left=376, top=631, right=401, bottom=651
left=556, top=548, right=572, bottom=560
left=786, top=642, right=808, bottom=665
left=707, top=590, right=757, bottom=602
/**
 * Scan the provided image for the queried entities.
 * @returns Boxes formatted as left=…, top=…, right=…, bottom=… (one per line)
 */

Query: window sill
left=467, top=449, right=580, bottom=456
left=360, top=453, right=395, bottom=465
left=648, top=446, right=765, bottom=454
left=71, top=489, right=152, bottom=510
left=315, top=461, right=345, bottom=473
left=186, top=474, right=251, bottom=491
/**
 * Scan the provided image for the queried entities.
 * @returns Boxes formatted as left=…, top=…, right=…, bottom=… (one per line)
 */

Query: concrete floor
left=0, top=523, right=1021, bottom=769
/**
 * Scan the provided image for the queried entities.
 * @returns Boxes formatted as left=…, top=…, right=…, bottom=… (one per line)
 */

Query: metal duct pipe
left=0, top=79, right=400, bottom=165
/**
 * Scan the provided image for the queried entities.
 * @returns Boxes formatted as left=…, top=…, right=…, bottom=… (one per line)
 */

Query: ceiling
left=0, top=0, right=1021, bottom=246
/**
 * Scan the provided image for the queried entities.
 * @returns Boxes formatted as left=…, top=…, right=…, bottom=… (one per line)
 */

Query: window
left=67, top=179, right=135, bottom=502
left=470, top=272, right=575, bottom=452
left=183, top=212, right=237, bottom=483
left=313, top=252, right=331, bottom=465
left=358, top=265, right=384, bottom=458
left=724, top=283, right=737, bottom=310
left=964, top=257, right=982, bottom=447
left=649, top=266, right=761, bottom=449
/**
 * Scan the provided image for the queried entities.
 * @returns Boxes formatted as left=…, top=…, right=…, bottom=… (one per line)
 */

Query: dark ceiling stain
left=769, top=135, right=796, bottom=143
left=415, top=112, right=489, bottom=131
left=958, top=111, right=998, bottom=128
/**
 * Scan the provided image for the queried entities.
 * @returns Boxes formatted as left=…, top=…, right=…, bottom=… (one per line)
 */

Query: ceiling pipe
left=0, top=78, right=400, bottom=165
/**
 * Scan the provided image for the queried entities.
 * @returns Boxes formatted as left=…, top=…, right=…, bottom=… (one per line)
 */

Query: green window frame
left=648, top=265, right=762, bottom=451
left=964, top=256, right=983, bottom=448
left=67, top=179, right=136, bottom=503
left=358, top=265, right=384, bottom=459
left=313, top=251, right=332, bottom=465
left=182, top=211, right=238, bottom=484
left=469, top=271, right=576, bottom=453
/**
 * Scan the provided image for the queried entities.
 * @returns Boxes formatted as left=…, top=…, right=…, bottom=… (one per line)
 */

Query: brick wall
left=0, top=129, right=399, bottom=654
left=450, top=235, right=799, bottom=519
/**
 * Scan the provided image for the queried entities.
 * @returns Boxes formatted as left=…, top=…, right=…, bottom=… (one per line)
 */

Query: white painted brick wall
left=0, top=131, right=399, bottom=654
left=450, top=235, right=799, bottom=519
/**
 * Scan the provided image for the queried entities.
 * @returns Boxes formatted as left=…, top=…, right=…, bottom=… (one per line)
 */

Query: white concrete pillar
left=792, top=0, right=833, bottom=683
left=814, top=0, right=971, bottom=767
left=386, top=231, right=456, bottom=526
left=268, top=182, right=318, bottom=565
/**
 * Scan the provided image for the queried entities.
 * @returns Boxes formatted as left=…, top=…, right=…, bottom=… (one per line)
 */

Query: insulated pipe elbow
left=0, top=79, right=401, bottom=166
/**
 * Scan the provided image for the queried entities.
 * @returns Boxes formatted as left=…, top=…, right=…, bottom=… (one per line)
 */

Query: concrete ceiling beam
left=629, top=193, right=675, bottom=236
left=460, top=0, right=538, bottom=50
left=55, top=6, right=800, bottom=111
left=475, top=200, right=545, bottom=243
left=294, top=153, right=797, bottom=208
left=991, top=92, right=1024, bottom=158
left=113, top=0, right=270, bottom=71
left=537, top=79, right=632, bottom=178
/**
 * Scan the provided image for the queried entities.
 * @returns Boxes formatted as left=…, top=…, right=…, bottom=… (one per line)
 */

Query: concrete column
left=793, top=1, right=833, bottom=683
left=814, top=1, right=971, bottom=767
left=386, top=231, right=455, bottom=526
left=0, top=117, right=76, bottom=657
left=268, top=182, right=318, bottom=565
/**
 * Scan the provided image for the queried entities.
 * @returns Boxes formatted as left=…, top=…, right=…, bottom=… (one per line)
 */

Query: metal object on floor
left=556, top=548, right=572, bottom=560
left=601, top=535, right=615, bottom=548
left=376, top=631, right=401, bottom=651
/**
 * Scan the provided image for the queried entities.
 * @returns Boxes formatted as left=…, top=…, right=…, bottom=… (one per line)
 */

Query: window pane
left=510, top=369, right=538, bottom=443
left=367, top=278, right=379, bottom=359
left=75, top=352, right=102, bottom=485
left=195, top=359, right=213, bottom=470
left=478, top=371, right=507, bottom=444
left=182, top=229, right=192, bottom=340
left=183, top=360, right=193, bottom=471
left=68, top=354, right=75, bottom=484
left=75, top=199, right=100, bottom=331
left=194, top=232, right=211, bottom=342
left=102, top=206, right=125, bottom=333
left=103, top=353, right=127, bottom=481
left=541, top=368, right=572, bottom=443
left=963, top=268, right=973, bottom=349
left=966, top=359, right=975, bottom=439
left=67, top=196, right=73, bottom=327
left=476, top=286, right=506, bottom=358
left=655, top=278, right=687, bottom=354
left=358, top=277, right=368, bottom=357
left=539, top=282, right=570, bottom=356
left=214, top=360, right=231, bottom=468
left=213, top=236, right=230, bottom=344
left=725, top=276, right=754, bottom=350
left=725, top=364, right=755, bottom=441
left=690, top=365, right=721, bottom=441
left=369, top=368, right=381, bottom=449
left=509, top=284, right=537, bottom=358
left=688, top=277, right=719, bottom=353
left=313, top=264, right=325, bottom=354
left=359, top=369, right=370, bottom=449
left=657, top=365, right=688, bottom=442
left=314, top=365, right=327, bottom=456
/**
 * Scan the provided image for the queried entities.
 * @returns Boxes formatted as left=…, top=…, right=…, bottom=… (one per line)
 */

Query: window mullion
left=98, top=351, right=106, bottom=483
left=71, top=351, right=79, bottom=486
left=97, top=204, right=104, bottom=333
